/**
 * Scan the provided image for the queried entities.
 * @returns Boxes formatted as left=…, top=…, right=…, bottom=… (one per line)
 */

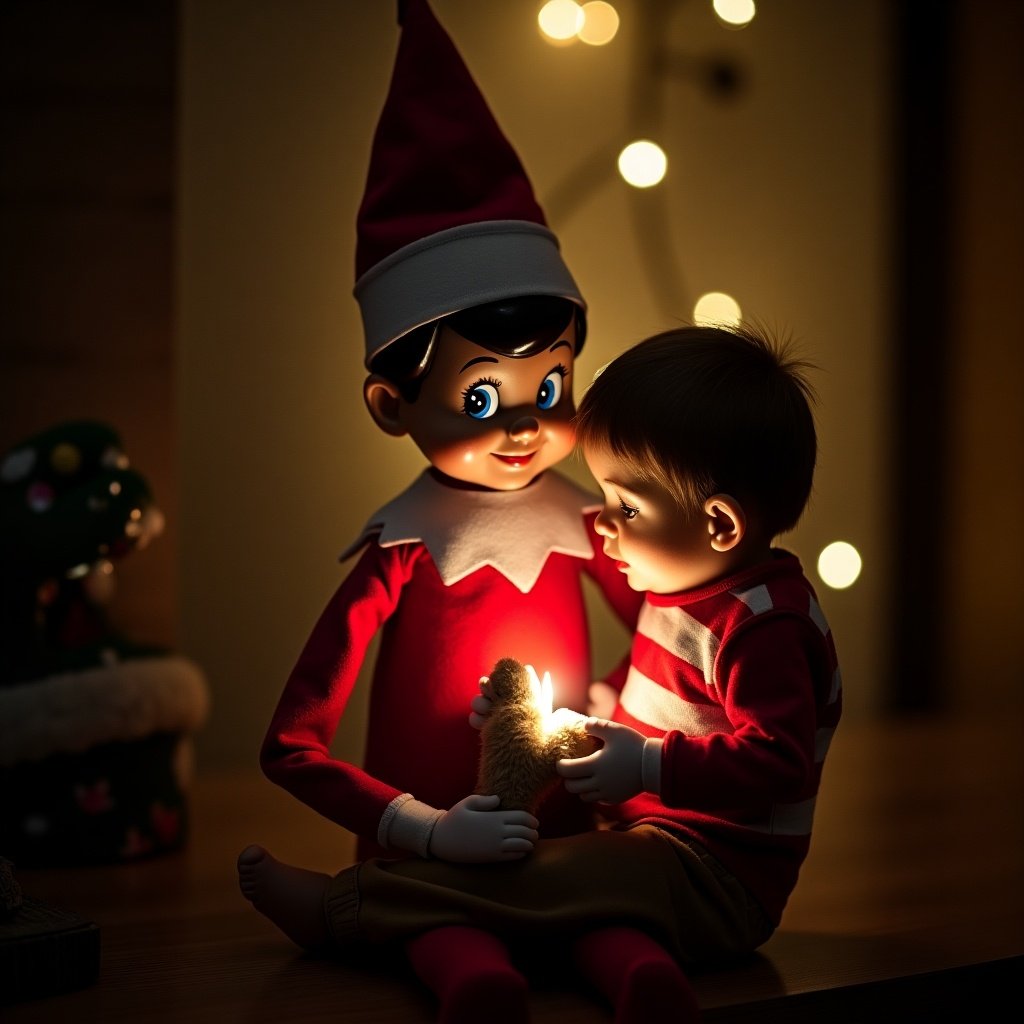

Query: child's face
left=584, top=443, right=725, bottom=595
left=399, top=320, right=577, bottom=491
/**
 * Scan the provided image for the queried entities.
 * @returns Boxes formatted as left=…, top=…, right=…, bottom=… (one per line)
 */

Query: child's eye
left=463, top=379, right=500, bottom=419
left=536, top=366, right=567, bottom=411
left=619, top=500, right=639, bottom=520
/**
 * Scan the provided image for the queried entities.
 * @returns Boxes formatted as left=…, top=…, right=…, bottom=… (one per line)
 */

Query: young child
left=239, top=3, right=642, bottom=1022
left=240, top=324, right=843, bottom=1023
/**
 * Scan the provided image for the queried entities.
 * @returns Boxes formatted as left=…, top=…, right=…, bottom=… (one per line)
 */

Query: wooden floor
left=4, top=714, right=1022, bottom=1022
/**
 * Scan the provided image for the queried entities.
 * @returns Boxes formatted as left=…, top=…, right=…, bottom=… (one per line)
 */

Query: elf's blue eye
left=537, top=370, right=563, bottom=411
left=463, top=381, right=500, bottom=419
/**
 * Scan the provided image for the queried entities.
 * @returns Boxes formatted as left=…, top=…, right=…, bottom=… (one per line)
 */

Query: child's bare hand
left=468, top=675, right=494, bottom=730
left=428, top=794, right=539, bottom=862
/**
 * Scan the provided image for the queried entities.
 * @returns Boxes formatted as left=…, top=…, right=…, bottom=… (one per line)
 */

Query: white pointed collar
left=340, top=469, right=600, bottom=594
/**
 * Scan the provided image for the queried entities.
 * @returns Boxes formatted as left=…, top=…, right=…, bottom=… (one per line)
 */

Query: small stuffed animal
left=475, top=657, right=599, bottom=814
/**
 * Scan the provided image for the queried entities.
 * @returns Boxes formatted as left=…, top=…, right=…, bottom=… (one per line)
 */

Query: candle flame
left=526, top=664, right=554, bottom=718
left=526, top=664, right=585, bottom=737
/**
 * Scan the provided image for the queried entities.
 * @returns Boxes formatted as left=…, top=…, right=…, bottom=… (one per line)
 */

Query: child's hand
left=468, top=675, right=493, bottom=730
left=429, top=794, right=539, bottom=863
left=587, top=681, right=619, bottom=718
left=556, top=719, right=646, bottom=804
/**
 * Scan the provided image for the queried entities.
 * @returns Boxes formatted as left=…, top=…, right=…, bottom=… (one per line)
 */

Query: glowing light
left=617, top=140, right=667, bottom=188
left=713, top=0, right=756, bottom=28
left=50, top=442, right=81, bottom=474
left=527, top=663, right=554, bottom=717
left=817, top=541, right=862, bottom=590
left=539, top=0, right=584, bottom=42
left=579, top=2, right=619, bottom=45
left=693, top=291, right=742, bottom=327
left=526, top=664, right=587, bottom=736
left=137, top=506, right=165, bottom=548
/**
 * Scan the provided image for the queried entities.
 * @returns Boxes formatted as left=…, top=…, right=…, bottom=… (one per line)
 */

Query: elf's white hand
left=556, top=718, right=647, bottom=804
left=428, top=794, right=539, bottom=863
left=468, top=675, right=493, bottom=730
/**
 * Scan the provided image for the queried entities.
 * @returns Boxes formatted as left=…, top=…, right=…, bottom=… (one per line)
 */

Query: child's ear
left=704, top=494, right=746, bottom=552
left=363, top=374, right=407, bottom=437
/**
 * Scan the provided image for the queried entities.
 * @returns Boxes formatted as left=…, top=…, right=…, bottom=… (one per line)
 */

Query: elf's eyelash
left=462, top=375, right=501, bottom=397
left=619, top=499, right=639, bottom=520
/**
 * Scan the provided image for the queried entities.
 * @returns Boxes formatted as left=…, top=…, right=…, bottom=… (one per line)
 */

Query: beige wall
left=178, top=1, right=891, bottom=772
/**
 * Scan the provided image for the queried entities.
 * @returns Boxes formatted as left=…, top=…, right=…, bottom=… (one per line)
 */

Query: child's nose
left=594, top=510, right=615, bottom=537
left=508, top=415, right=540, bottom=441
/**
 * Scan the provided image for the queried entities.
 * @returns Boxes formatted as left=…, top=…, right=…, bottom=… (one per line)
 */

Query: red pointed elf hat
left=354, top=0, right=585, bottom=366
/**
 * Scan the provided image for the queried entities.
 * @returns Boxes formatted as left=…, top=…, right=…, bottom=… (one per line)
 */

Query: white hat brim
left=354, top=220, right=586, bottom=366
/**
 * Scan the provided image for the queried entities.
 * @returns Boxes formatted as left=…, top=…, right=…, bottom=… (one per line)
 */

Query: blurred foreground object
left=0, top=422, right=208, bottom=866
left=0, top=856, right=99, bottom=1004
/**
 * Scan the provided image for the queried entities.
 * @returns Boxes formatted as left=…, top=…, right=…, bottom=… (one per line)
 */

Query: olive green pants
left=325, top=825, right=773, bottom=966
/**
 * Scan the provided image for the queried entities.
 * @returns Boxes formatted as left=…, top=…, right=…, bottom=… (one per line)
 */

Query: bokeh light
left=693, top=291, right=742, bottom=327
left=817, top=541, right=862, bottom=590
left=579, top=2, right=620, bottom=46
left=712, top=0, right=756, bottom=28
left=539, top=0, right=584, bottom=42
left=617, top=140, right=667, bottom=188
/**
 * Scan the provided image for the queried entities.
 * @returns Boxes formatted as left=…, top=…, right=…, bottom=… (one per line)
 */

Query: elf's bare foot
left=237, top=844, right=331, bottom=950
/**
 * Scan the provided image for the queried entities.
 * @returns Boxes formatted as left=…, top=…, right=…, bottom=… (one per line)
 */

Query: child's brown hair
left=575, top=324, right=818, bottom=538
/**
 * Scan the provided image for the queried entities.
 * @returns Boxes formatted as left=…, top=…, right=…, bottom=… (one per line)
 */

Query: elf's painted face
left=400, top=320, right=577, bottom=491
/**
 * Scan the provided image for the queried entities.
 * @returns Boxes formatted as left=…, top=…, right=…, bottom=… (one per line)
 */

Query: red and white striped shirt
left=608, top=550, right=842, bottom=925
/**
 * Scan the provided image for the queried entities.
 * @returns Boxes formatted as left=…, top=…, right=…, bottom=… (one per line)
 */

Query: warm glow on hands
left=556, top=718, right=646, bottom=803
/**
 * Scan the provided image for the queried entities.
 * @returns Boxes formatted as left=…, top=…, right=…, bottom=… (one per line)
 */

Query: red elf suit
left=261, top=467, right=641, bottom=858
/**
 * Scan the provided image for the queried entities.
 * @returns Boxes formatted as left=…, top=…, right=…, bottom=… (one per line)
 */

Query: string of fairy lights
left=535, top=1, right=863, bottom=592
left=536, top=0, right=752, bottom=328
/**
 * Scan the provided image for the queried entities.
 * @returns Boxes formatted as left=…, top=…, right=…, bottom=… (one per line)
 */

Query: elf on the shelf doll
left=238, top=2, right=661, bottom=1022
